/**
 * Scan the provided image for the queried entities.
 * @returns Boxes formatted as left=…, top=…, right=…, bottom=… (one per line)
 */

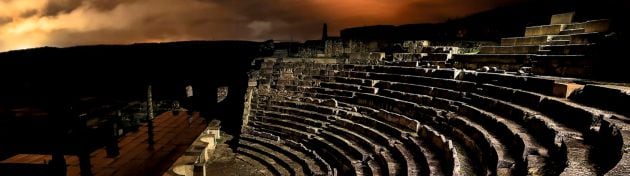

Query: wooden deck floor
left=0, top=111, right=208, bottom=176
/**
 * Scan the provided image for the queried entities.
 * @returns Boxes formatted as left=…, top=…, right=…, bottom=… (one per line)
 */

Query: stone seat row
left=249, top=96, right=467, bottom=175
left=251, top=94, right=477, bottom=176
left=293, top=64, right=628, bottom=175
left=253, top=62, right=629, bottom=175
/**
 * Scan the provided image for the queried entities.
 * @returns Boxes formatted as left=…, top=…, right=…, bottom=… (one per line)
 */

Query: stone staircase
left=452, top=12, right=611, bottom=78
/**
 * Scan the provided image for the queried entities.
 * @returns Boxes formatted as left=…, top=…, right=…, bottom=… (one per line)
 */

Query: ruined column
left=147, top=84, right=155, bottom=148
left=241, top=78, right=257, bottom=132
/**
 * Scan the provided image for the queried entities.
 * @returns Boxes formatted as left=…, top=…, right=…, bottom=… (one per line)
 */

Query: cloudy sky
left=0, top=0, right=524, bottom=52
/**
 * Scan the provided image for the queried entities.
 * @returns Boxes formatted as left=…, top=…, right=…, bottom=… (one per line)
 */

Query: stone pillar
left=147, top=84, right=155, bottom=148
left=240, top=80, right=257, bottom=132
left=208, top=120, right=221, bottom=139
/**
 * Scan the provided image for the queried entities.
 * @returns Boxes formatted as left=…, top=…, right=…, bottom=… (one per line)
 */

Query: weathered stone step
left=344, top=64, right=460, bottom=79
left=319, top=131, right=379, bottom=176
left=314, top=75, right=379, bottom=87
left=269, top=98, right=434, bottom=176
left=315, top=73, right=601, bottom=174
left=264, top=105, right=330, bottom=122
left=351, top=92, right=484, bottom=175
left=320, top=82, right=379, bottom=94
left=264, top=93, right=482, bottom=175
left=449, top=114, right=520, bottom=175
left=479, top=45, right=543, bottom=54
left=370, top=88, right=510, bottom=175
left=416, top=125, right=469, bottom=176
left=539, top=44, right=596, bottom=55
left=374, top=85, right=552, bottom=174
left=530, top=54, right=591, bottom=75
left=477, top=84, right=624, bottom=175
left=310, top=136, right=366, bottom=176
left=566, top=19, right=610, bottom=33
left=548, top=35, right=573, bottom=41
left=249, top=122, right=355, bottom=175
left=235, top=152, right=275, bottom=176
left=266, top=99, right=410, bottom=175
left=329, top=100, right=447, bottom=176
left=546, top=39, right=571, bottom=45
left=326, top=125, right=397, bottom=176
left=525, top=24, right=565, bottom=37
left=254, top=110, right=326, bottom=128
left=248, top=60, right=630, bottom=175
left=254, top=116, right=314, bottom=133
left=465, top=93, right=567, bottom=174
left=276, top=136, right=334, bottom=176
left=258, top=101, right=402, bottom=175
left=559, top=28, right=586, bottom=35
left=238, top=140, right=301, bottom=176
left=249, top=121, right=312, bottom=141
left=253, top=105, right=381, bottom=175
left=291, top=85, right=356, bottom=98
left=570, top=84, right=630, bottom=121
left=502, top=35, right=553, bottom=46
left=236, top=147, right=288, bottom=176
left=241, top=135, right=326, bottom=175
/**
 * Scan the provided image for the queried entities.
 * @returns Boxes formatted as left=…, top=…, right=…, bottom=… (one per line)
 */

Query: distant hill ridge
left=340, top=0, right=628, bottom=41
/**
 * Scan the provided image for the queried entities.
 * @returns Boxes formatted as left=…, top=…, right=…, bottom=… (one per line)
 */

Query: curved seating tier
left=245, top=62, right=630, bottom=176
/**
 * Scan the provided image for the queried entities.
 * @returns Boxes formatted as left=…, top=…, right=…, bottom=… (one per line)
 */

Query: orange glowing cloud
left=0, top=0, right=522, bottom=52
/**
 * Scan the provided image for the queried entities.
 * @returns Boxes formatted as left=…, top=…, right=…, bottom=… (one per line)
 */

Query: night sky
left=0, top=0, right=527, bottom=52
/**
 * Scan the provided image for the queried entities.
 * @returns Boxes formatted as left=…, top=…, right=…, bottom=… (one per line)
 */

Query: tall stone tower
left=322, top=23, right=328, bottom=41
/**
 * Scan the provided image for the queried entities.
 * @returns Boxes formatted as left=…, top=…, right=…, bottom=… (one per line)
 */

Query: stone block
left=452, top=54, right=529, bottom=71
left=479, top=46, right=541, bottom=54
left=581, top=19, right=610, bottom=33
left=396, top=61, right=419, bottom=67
left=552, top=82, right=584, bottom=98
left=569, top=32, right=603, bottom=44
left=322, top=99, right=339, bottom=108
left=543, top=44, right=594, bottom=55
left=521, top=36, right=550, bottom=45
left=550, top=12, right=575, bottom=24
left=571, top=84, right=630, bottom=118
left=531, top=55, right=592, bottom=78
left=512, top=90, right=543, bottom=108
left=525, top=24, right=565, bottom=37
left=538, top=98, right=599, bottom=132
left=433, top=69, right=458, bottom=79
left=208, top=120, right=221, bottom=139
left=501, top=38, right=517, bottom=46
left=559, top=28, right=585, bottom=35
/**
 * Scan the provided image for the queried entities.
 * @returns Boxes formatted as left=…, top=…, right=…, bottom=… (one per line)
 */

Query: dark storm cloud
left=0, top=17, right=11, bottom=26
left=20, top=9, right=38, bottom=18
left=41, top=0, right=84, bottom=16
left=41, top=0, right=140, bottom=17
left=88, top=0, right=140, bottom=11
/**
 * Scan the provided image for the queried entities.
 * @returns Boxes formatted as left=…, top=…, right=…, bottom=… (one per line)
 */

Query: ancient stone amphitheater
left=233, top=14, right=630, bottom=176
left=238, top=60, right=630, bottom=176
